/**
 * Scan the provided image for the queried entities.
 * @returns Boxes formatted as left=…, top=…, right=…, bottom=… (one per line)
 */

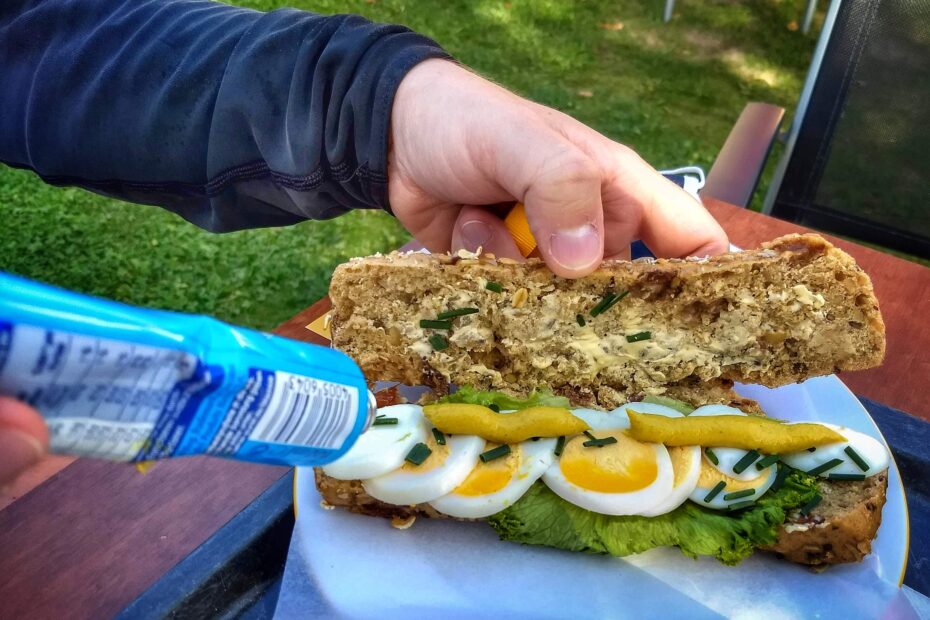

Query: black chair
left=703, top=0, right=930, bottom=259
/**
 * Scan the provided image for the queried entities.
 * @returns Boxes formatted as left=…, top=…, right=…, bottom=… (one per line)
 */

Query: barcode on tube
left=248, top=372, right=357, bottom=449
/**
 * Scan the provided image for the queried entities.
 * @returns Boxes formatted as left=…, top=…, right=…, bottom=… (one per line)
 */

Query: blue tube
left=0, top=271, right=374, bottom=467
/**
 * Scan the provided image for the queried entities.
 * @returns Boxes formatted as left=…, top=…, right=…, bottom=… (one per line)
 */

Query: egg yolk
left=698, top=453, right=770, bottom=491
left=667, top=446, right=694, bottom=487
left=400, top=432, right=451, bottom=473
left=560, top=431, right=658, bottom=493
left=453, top=443, right=521, bottom=496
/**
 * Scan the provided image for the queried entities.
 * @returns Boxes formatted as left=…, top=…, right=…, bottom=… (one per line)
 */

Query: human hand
left=0, top=397, right=48, bottom=486
left=388, top=59, right=728, bottom=278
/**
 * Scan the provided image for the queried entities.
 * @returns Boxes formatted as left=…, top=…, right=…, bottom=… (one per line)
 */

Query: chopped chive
left=626, top=331, right=652, bottom=343
left=589, top=290, right=629, bottom=317
left=723, top=488, right=756, bottom=501
left=554, top=435, right=566, bottom=457
left=405, top=442, right=432, bottom=466
left=436, top=307, right=479, bottom=320
left=600, top=290, right=629, bottom=314
left=583, top=430, right=597, bottom=440
left=806, top=447, right=817, bottom=452
left=419, top=319, right=453, bottom=330
left=806, top=458, right=844, bottom=477
left=372, top=417, right=399, bottom=426
left=488, top=403, right=501, bottom=413
left=727, top=500, right=756, bottom=512
left=704, top=448, right=719, bottom=466
left=769, top=464, right=790, bottom=493
left=431, top=427, right=446, bottom=445
left=485, top=281, right=503, bottom=293
left=755, top=454, right=780, bottom=470
left=583, top=436, right=618, bottom=448
left=828, top=473, right=866, bottom=481
left=480, top=444, right=512, bottom=462
left=589, top=293, right=616, bottom=317
left=576, top=314, right=586, bottom=327
left=428, top=334, right=449, bottom=351
left=732, top=450, right=761, bottom=474
left=799, top=493, right=822, bottom=516
left=844, top=446, right=870, bottom=472
left=703, top=481, right=727, bottom=503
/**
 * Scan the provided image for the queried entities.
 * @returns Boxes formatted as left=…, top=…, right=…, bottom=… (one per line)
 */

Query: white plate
left=292, top=375, right=910, bottom=619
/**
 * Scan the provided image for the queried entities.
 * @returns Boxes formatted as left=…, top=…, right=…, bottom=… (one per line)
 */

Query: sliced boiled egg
left=781, top=423, right=889, bottom=477
left=689, top=458, right=777, bottom=510
left=362, top=432, right=484, bottom=505
left=543, top=429, right=674, bottom=516
left=322, top=404, right=427, bottom=480
left=622, top=404, right=702, bottom=517
left=689, top=405, right=764, bottom=481
left=686, top=404, right=777, bottom=509
left=429, top=438, right=557, bottom=518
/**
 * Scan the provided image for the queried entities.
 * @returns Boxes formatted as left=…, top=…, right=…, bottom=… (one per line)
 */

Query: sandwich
left=315, top=233, right=890, bottom=567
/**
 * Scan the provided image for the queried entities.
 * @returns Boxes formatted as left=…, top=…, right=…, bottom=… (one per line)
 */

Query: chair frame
left=705, top=0, right=930, bottom=258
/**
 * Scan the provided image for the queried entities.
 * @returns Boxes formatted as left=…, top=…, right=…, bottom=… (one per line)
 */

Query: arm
left=0, top=0, right=449, bottom=231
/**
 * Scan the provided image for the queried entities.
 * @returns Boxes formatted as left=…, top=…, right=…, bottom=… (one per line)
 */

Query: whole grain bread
left=315, top=469, right=887, bottom=566
left=330, top=234, right=884, bottom=405
left=765, top=471, right=888, bottom=565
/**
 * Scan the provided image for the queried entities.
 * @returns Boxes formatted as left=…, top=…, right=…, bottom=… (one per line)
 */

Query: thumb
left=0, top=397, right=48, bottom=485
left=521, top=151, right=605, bottom=278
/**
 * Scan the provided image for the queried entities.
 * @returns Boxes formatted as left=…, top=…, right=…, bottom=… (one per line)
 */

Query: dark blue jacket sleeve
left=0, top=0, right=450, bottom=231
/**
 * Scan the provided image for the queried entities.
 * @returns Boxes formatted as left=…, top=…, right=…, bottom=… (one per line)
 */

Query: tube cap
left=503, top=203, right=538, bottom=257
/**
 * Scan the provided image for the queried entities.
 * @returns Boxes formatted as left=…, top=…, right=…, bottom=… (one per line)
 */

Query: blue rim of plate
left=830, top=377, right=910, bottom=585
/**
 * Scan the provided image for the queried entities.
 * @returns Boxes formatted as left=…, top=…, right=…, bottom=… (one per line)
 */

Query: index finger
left=607, top=153, right=729, bottom=259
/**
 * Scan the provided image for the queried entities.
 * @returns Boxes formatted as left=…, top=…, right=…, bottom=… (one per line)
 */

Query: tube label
left=0, top=272, right=370, bottom=467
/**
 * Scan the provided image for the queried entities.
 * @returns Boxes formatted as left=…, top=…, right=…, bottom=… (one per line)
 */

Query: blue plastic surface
left=0, top=272, right=368, bottom=466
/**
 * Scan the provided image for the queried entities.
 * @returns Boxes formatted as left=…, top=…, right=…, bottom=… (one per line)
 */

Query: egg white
left=624, top=404, right=702, bottom=517
left=322, top=404, right=428, bottom=480
left=570, top=407, right=631, bottom=430
left=781, top=423, right=889, bottom=477
left=362, top=434, right=484, bottom=505
left=689, top=462, right=777, bottom=510
left=689, top=405, right=766, bottom=481
left=429, top=438, right=557, bottom=518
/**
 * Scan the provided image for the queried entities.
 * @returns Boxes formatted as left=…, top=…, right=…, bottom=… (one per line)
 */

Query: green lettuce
left=641, top=395, right=695, bottom=414
left=488, top=470, right=818, bottom=565
left=438, top=387, right=570, bottom=411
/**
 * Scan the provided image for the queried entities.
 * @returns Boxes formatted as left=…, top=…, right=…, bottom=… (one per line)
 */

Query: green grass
left=0, top=0, right=821, bottom=330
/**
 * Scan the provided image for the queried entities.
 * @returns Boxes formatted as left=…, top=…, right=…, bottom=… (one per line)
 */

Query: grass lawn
left=0, top=0, right=820, bottom=330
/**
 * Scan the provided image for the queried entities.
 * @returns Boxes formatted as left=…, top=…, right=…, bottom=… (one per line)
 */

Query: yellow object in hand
left=626, top=410, right=846, bottom=453
left=422, top=403, right=589, bottom=443
left=503, top=203, right=538, bottom=257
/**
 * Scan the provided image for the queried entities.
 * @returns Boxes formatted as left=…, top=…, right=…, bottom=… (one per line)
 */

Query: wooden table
left=2, top=199, right=929, bottom=620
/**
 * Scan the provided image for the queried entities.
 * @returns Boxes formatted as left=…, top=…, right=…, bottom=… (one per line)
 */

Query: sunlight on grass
left=722, top=50, right=795, bottom=90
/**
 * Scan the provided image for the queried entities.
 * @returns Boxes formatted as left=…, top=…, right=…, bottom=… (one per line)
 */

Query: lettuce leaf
left=488, top=470, right=818, bottom=565
left=641, top=394, right=695, bottom=414
left=438, top=387, right=570, bottom=411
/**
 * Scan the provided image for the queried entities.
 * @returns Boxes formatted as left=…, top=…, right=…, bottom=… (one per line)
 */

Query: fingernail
left=549, top=224, right=601, bottom=271
left=0, top=430, right=44, bottom=484
left=459, top=220, right=492, bottom=251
